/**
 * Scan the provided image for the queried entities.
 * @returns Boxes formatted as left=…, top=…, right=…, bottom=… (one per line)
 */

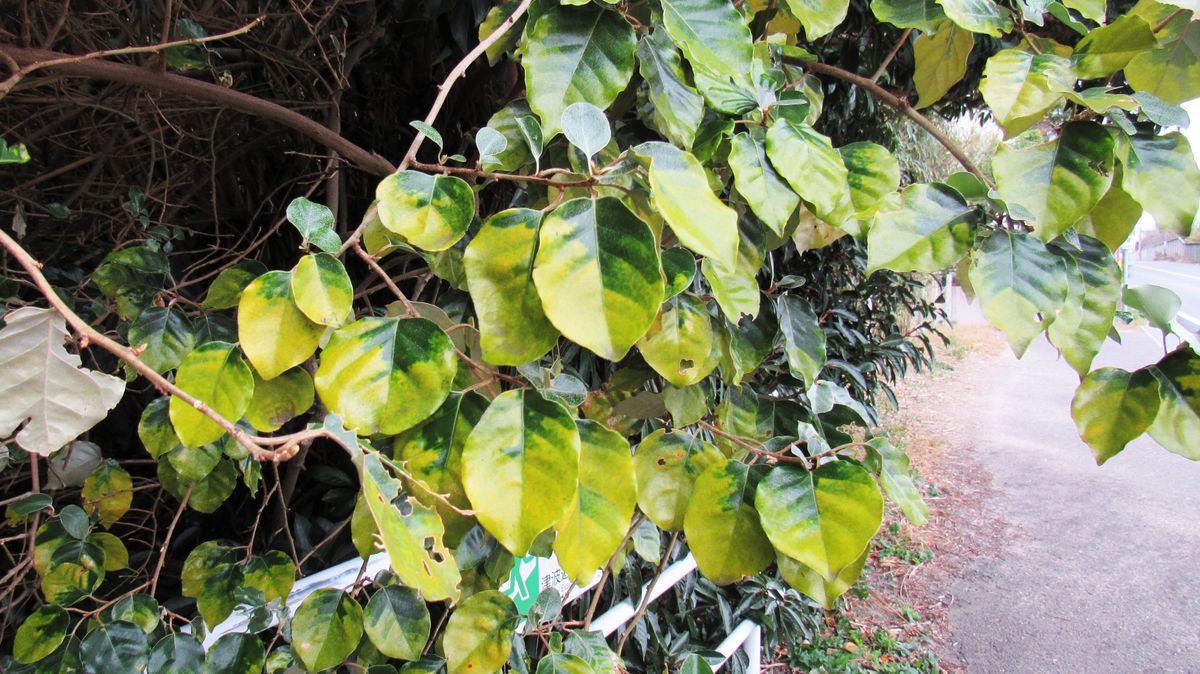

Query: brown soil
left=840, top=325, right=1012, bottom=672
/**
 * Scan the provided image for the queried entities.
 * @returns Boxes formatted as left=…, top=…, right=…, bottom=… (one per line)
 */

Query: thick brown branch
left=784, top=57, right=994, bottom=187
left=0, top=44, right=395, bottom=176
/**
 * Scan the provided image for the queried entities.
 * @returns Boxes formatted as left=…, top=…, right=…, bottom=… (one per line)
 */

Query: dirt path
left=885, top=327, right=1200, bottom=673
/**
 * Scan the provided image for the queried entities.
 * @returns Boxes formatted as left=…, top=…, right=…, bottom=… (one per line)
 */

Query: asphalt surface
left=944, top=261, right=1200, bottom=673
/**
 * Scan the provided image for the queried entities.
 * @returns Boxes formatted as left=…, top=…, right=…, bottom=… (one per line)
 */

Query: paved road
left=944, top=261, right=1200, bottom=672
left=1127, top=260, right=1200, bottom=334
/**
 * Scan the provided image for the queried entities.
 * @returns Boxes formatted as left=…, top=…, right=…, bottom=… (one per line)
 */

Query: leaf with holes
left=638, top=294, right=719, bottom=388
left=634, top=429, right=725, bottom=531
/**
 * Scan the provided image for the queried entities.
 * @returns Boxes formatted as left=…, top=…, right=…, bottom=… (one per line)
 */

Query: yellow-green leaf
left=1126, top=19, right=1200, bottom=105
left=462, top=390, right=580, bottom=556
left=980, top=48, right=1074, bottom=137
left=314, top=317, right=457, bottom=436
left=755, top=461, right=883, bottom=580
left=1071, top=15, right=1157, bottom=79
left=660, top=0, right=755, bottom=84
left=463, top=208, right=559, bottom=366
left=684, top=461, right=774, bottom=584
left=292, top=589, right=363, bottom=673
left=532, top=197, right=664, bottom=361
left=777, top=549, right=867, bottom=609
left=638, top=294, right=720, bottom=388
left=729, top=132, right=798, bottom=237
left=554, top=420, right=637, bottom=584
left=968, top=230, right=1068, bottom=357
left=866, top=183, right=976, bottom=274
left=766, top=120, right=851, bottom=226
left=244, top=367, right=314, bottom=432
left=633, top=429, right=724, bottom=531
left=168, top=342, right=254, bottom=447
left=783, top=0, right=851, bottom=40
left=238, top=270, right=324, bottom=380
left=81, top=461, right=132, bottom=528
left=376, top=170, right=475, bottom=251
left=444, top=591, right=517, bottom=674
left=641, top=141, right=740, bottom=267
left=290, top=253, right=353, bottom=327
left=914, top=22, right=974, bottom=108
left=1071, top=367, right=1160, bottom=464
left=1120, top=132, right=1200, bottom=236
left=937, top=0, right=1014, bottom=36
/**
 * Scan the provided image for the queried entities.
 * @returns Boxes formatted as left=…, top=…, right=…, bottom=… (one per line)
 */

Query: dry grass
left=840, top=325, right=1011, bottom=672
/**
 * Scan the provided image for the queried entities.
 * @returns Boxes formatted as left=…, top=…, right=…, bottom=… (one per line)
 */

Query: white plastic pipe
left=587, top=553, right=699, bottom=637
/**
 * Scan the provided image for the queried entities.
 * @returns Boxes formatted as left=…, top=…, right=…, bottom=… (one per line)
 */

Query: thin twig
left=1154, top=8, right=1187, bottom=32
left=0, top=16, right=266, bottom=101
left=583, top=512, right=646, bottom=630
left=149, top=484, right=191, bottom=596
left=353, top=243, right=417, bottom=316
left=783, top=57, right=993, bottom=187
left=871, top=28, right=913, bottom=84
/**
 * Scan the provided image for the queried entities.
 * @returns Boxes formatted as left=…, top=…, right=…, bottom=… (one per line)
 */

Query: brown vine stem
left=783, top=57, right=994, bottom=188
left=353, top=243, right=418, bottom=317
left=0, top=16, right=266, bottom=101
left=148, top=484, right=191, bottom=596
left=1153, top=8, right=1188, bottom=32
left=0, top=228, right=299, bottom=463
left=870, top=28, right=913, bottom=83
left=408, top=160, right=599, bottom=189
left=0, top=45, right=394, bottom=176
left=339, top=0, right=535, bottom=254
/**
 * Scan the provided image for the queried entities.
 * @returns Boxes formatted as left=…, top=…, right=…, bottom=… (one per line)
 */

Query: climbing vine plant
left=3, top=0, right=1200, bottom=671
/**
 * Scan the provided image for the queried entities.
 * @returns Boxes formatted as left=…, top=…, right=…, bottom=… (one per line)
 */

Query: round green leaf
left=128, top=307, right=196, bottom=374
left=463, top=208, right=559, bottom=366
left=202, top=259, right=269, bottom=310
left=661, top=248, right=697, bottom=299
left=523, top=5, right=636, bottom=138
left=139, top=397, right=180, bottom=459
left=839, top=142, right=901, bottom=219
left=684, top=461, right=774, bottom=585
left=158, top=456, right=238, bottom=514
left=1148, top=347, right=1200, bottom=461
left=238, top=270, right=325, bottom=380
left=638, top=294, right=718, bottom=388
left=292, top=589, right=364, bottom=673
left=1046, top=238, right=1121, bottom=375
left=938, top=0, right=1013, bottom=36
left=535, top=653, right=595, bottom=674
left=42, top=557, right=103, bottom=605
left=1071, top=15, right=1157, bottom=79
left=34, top=521, right=71, bottom=576
left=287, top=197, right=342, bottom=254
left=777, top=548, right=867, bottom=610
left=364, top=586, right=431, bottom=661
left=532, top=197, right=664, bottom=361
left=168, top=342, right=254, bottom=448
left=245, top=367, right=314, bottom=432
left=968, top=230, right=1069, bottom=357
left=755, top=461, right=883, bottom=580
left=107, top=594, right=161, bottom=634
left=376, top=170, right=475, bottom=251
left=81, top=461, right=132, bottom=528
left=870, top=0, right=947, bottom=32
left=395, top=392, right=489, bottom=546
left=633, top=429, right=724, bottom=531
left=291, top=253, right=353, bottom=327
left=994, top=122, right=1115, bottom=242
left=561, top=102, right=611, bottom=159
left=866, top=182, right=977, bottom=274
left=462, top=389, right=580, bottom=556
left=1071, top=367, right=1161, bottom=465
left=166, top=437, right=223, bottom=482
left=80, top=621, right=149, bottom=673
left=14, top=604, right=69, bottom=664
left=553, top=420, right=637, bottom=584
left=314, top=316, right=458, bottom=436
left=243, top=550, right=296, bottom=603
left=204, top=633, right=266, bottom=674
left=782, top=0, right=850, bottom=40
left=444, top=591, right=517, bottom=674
left=148, top=634, right=205, bottom=674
